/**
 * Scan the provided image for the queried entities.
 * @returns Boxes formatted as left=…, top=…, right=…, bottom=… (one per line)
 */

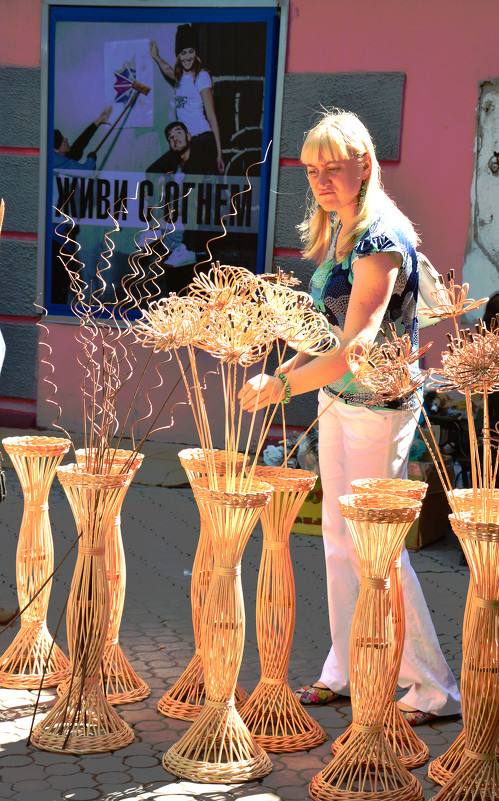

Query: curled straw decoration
left=135, top=261, right=338, bottom=492
left=346, top=273, right=499, bottom=524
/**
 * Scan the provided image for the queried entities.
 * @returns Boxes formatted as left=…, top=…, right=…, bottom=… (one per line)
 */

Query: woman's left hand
left=217, top=153, right=225, bottom=174
left=238, top=373, right=285, bottom=412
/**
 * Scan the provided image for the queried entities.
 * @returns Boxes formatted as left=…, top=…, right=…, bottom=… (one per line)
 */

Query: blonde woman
left=239, top=110, right=460, bottom=725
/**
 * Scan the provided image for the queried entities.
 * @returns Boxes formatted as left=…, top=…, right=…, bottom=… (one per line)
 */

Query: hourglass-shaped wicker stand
left=429, top=489, right=499, bottom=786
left=163, top=475, right=273, bottom=783
left=31, top=465, right=134, bottom=754
left=158, top=449, right=248, bottom=721
left=238, top=464, right=326, bottom=752
left=428, top=512, right=499, bottom=801
left=0, top=436, right=71, bottom=689
left=309, top=493, right=424, bottom=801
left=331, top=478, right=429, bottom=770
left=57, top=449, right=148, bottom=706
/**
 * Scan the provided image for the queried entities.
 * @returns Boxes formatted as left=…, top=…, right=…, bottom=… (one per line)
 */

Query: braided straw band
left=475, top=598, right=499, bottom=609
left=179, top=447, right=245, bottom=474
left=26, top=504, right=49, bottom=512
left=191, top=476, right=273, bottom=509
left=204, top=698, right=236, bottom=709
left=351, top=477, right=428, bottom=502
left=263, top=541, right=289, bottom=551
left=80, top=547, right=106, bottom=556
left=464, top=749, right=497, bottom=762
left=261, top=677, right=287, bottom=685
left=57, top=464, right=131, bottom=491
left=75, top=448, right=144, bottom=475
left=351, top=723, right=384, bottom=734
left=361, top=577, right=390, bottom=591
left=450, top=513, right=499, bottom=542
left=213, top=565, right=241, bottom=578
left=2, top=436, right=71, bottom=457
left=339, top=493, right=422, bottom=523
left=253, top=465, right=317, bottom=494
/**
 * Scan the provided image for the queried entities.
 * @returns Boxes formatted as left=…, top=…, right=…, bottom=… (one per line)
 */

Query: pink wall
left=0, top=0, right=42, bottom=67
left=287, top=0, right=499, bottom=356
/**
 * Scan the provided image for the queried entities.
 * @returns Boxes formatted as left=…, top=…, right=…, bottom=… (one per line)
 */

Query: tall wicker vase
left=428, top=512, right=499, bottom=801
left=0, top=436, right=71, bottom=689
left=428, top=489, right=499, bottom=786
left=238, top=464, right=326, bottom=752
left=158, top=448, right=248, bottom=721
left=31, top=464, right=134, bottom=753
left=162, top=475, right=274, bottom=783
left=309, top=493, right=424, bottom=801
left=331, top=477, right=430, bottom=769
left=57, top=449, right=148, bottom=706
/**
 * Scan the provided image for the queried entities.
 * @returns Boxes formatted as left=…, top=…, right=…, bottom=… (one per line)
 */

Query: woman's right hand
left=149, top=40, right=159, bottom=60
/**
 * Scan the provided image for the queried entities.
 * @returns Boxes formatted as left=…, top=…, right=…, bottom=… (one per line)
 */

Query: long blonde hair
left=298, top=109, right=418, bottom=264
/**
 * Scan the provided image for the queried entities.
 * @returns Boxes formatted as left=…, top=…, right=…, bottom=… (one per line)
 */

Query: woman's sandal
left=294, top=684, right=340, bottom=705
left=399, top=708, right=437, bottom=726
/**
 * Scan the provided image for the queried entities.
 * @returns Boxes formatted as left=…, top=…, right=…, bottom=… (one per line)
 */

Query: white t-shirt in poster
left=174, top=70, right=212, bottom=137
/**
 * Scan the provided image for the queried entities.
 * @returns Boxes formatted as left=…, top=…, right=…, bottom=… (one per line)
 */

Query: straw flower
left=195, top=297, right=278, bottom=366
left=347, top=336, right=431, bottom=402
left=187, top=263, right=258, bottom=310
left=429, top=327, right=499, bottom=394
left=135, top=294, right=204, bottom=351
left=418, top=269, right=488, bottom=321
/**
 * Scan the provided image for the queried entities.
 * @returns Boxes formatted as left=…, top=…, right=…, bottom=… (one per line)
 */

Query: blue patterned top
left=309, top=213, right=419, bottom=410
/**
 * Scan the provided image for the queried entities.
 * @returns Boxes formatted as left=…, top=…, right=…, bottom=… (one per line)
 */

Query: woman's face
left=179, top=47, right=196, bottom=72
left=305, top=150, right=369, bottom=216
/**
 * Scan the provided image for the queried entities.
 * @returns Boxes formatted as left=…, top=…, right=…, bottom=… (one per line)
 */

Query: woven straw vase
left=0, top=436, right=71, bottom=689
left=162, top=475, right=273, bottom=783
left=157, top=449, right=248, bottom=721
left=31, top=465, right=134, bottom=754
left=331, top=478, right=430, bottom=770
left=56, top=449, right=148, bottom=706
left=428, top=512, right=499, bottom=801
left=309, top=493, right=424, bottom=801
left=238, top=464, right=326, bottom=753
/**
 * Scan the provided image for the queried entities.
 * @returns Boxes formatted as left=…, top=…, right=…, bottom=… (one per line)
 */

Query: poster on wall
left=43, top=2, right=282, bottom=314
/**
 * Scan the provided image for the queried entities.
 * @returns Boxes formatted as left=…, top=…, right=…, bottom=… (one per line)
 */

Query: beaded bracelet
left=275, top=372, right=292, bottom=404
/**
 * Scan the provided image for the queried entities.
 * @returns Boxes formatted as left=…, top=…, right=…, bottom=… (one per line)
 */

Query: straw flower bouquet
left=346, top=273, right=499, bottom=801
left=135, top=262, right=336, bottom=780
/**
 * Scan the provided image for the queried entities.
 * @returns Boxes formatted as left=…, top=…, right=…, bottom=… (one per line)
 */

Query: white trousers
left=317, top=389, right=460, bottom=716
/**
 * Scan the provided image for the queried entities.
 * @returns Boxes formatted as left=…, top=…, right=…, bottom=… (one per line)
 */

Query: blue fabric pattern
left=309, top=213, right=420, bottom=410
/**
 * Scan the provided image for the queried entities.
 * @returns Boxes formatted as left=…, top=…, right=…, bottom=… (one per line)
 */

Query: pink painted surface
left=287, top=0, right=499, bottom=356
left=0, top=0, right=42, bottom=67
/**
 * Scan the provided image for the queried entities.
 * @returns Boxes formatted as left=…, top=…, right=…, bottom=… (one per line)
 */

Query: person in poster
left=149, top=24, right=225, bottom=175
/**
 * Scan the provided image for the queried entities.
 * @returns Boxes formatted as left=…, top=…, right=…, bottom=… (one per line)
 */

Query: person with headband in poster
left=238, top=109, right=460, bottom=726
left=149, top=24, right=224, bottom=175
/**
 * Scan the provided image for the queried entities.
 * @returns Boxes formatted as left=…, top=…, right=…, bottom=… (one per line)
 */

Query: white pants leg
left=317, top=389, right=460, bottom=716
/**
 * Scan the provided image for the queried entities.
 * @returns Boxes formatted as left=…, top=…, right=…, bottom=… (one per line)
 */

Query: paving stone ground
left=0, top=431, right=469, bottom=801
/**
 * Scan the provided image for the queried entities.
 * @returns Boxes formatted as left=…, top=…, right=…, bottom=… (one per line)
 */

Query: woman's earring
left=358, top=180, right=367, bottom=208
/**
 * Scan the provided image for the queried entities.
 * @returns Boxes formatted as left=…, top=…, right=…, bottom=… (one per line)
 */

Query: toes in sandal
left=400, top=708, right=437, bottom=726
left=295, top=685, right=340, bottom=705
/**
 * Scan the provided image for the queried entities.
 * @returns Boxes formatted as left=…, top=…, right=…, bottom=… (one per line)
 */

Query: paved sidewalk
left=0, top=430, right=468, bottom=801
